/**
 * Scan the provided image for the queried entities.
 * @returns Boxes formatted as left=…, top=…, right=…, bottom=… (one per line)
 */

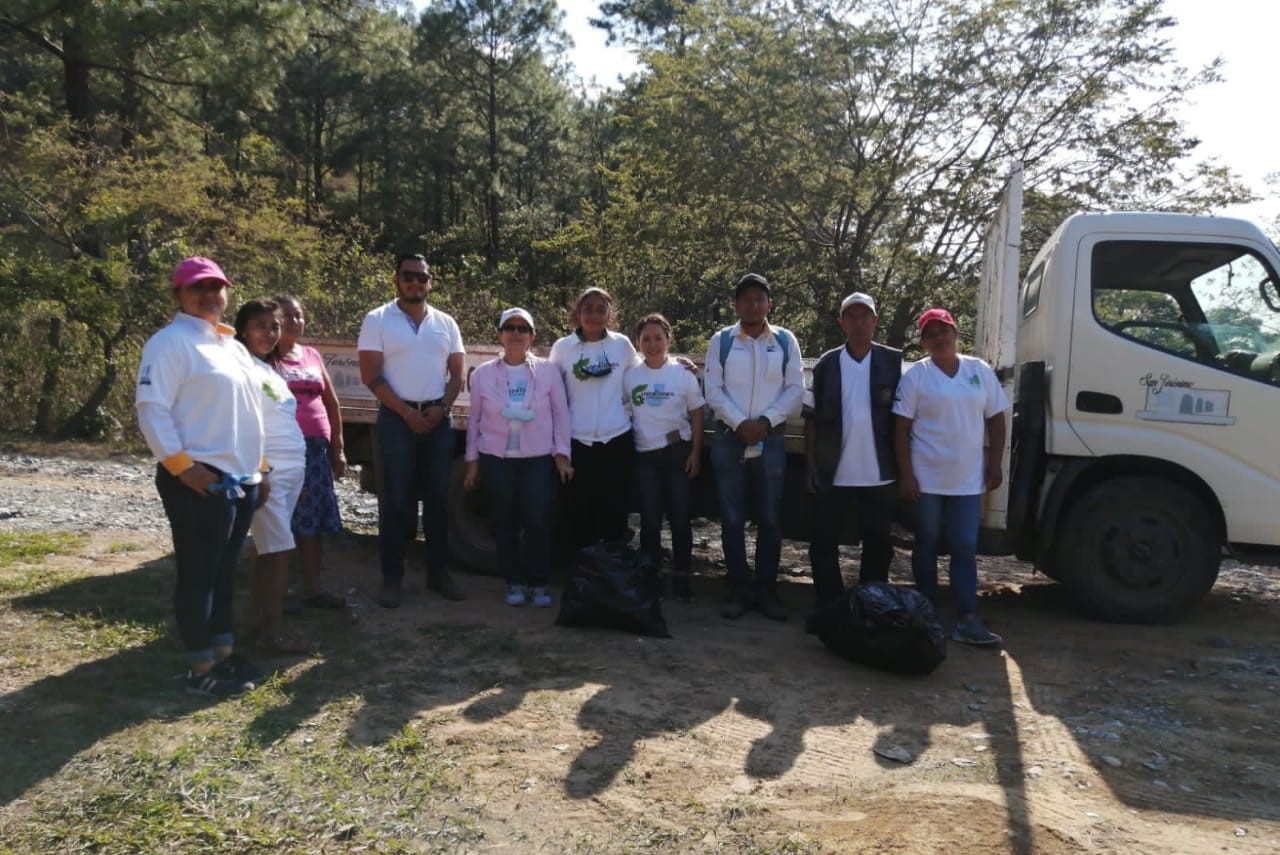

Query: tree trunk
left=34, top=317, right=64, bottom=437
left=486, top=61, right=500, bottom=265
left=57, top=332, right=121, bottom=439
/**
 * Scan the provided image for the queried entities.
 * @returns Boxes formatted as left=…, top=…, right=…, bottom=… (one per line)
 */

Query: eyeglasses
left=399, top=271, right=431, bottom=283
left=500, top=325, right=532, bottom=334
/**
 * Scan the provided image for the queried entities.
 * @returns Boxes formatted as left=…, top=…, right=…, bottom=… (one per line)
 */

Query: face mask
left=501, top=406, right=536, bottom=422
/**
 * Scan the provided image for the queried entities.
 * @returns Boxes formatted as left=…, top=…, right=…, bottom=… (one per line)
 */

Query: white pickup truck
left=977, top=164, right=1280, bottom=622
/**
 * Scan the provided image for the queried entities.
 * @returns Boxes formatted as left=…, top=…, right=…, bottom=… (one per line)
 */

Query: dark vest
left=805, top=342, right=902, bottom=491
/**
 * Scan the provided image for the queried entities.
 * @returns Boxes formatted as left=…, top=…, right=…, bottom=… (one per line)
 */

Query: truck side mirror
left=1261, top=276, right=1280, bottom=312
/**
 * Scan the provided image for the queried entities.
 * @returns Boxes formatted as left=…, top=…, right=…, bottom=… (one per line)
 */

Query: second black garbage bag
left=805, top=581, right=946, bottom=675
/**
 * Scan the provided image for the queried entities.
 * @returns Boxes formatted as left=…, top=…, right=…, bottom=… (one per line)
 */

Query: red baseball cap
left=917, top=308, right=957, bottom=333
left=171, top=256, right=233, bottom=289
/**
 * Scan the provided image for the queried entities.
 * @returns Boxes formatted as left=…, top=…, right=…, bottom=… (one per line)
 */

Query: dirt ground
left=5, top=512, right=1278, bottom=854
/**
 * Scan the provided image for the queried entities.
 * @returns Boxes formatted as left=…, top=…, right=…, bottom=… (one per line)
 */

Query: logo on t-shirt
left=138, top=365, right=152, bottom=386
left=969, top=374, right=982, bottom=387
left=631, top=383, right=675, bottom=407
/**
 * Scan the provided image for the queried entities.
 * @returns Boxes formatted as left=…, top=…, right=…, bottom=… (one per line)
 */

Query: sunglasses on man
left=399, top=271, right=431, bottom=283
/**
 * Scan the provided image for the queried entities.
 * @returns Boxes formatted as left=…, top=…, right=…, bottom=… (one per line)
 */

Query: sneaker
left=213, top=652, right=266, bottom=683
left=718, top=594, right=751, bottom=620
left=952, top=616, right=1002, bottom=647
left=377, top=578, right=402, bottom=609
left=756, top=591, right=788, bottom=622
left=530, top=586, right=553, bottom=608
left=185, top=668, right=253, bottom=698
left=505, top=584, right=528, bottom=607
left=427, top=574, right=467, bottom=601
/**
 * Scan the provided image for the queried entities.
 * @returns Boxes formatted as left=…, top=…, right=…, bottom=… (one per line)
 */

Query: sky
left=415, top=0, right=1277, bottom=227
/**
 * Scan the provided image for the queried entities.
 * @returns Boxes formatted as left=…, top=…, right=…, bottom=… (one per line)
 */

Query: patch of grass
left=0, top=566, right=77, bottom=596
left=106, top=541, right=146, bottom=554
left=0, top=532, right=83, bottom=569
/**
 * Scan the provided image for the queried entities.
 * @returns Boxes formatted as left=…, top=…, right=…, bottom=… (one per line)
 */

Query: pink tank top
left=277, top=345, right=331, bottom=439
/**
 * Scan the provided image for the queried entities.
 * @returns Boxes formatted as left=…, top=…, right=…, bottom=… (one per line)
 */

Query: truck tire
left=1054, top=476, right=1220, bottom=623
left=447, top=457, right=500, bottom=574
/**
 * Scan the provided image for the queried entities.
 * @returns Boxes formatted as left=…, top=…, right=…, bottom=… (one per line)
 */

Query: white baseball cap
left=497, top=306, right=535, bottom=331
left=839, top=292, right=877, bottom=316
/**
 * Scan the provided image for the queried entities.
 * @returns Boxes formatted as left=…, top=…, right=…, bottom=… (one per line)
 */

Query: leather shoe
left=718, top=594, right=751, bottom=620
left=427, top=574, right=467, bottom=601
left=376, top=579, right=402, bottom=609
left=756, top=591, right=788, bottom=622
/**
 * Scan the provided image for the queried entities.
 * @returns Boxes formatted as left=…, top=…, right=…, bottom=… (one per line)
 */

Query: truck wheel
left=1054, top=477, right=1220, bottom=623
left=447, top=457, right=500, bottom=575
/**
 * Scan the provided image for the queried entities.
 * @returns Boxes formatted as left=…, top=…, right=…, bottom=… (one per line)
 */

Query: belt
left=400, top=397, right=447, bottom=412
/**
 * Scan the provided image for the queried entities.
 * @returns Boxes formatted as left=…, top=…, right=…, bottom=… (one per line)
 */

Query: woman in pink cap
left=135, top=256, right=269, bottom=697
left=892, top=308, right=1009, bottom=647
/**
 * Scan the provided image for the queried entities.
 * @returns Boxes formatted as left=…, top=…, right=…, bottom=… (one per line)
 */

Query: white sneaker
left=505, top=585, right=527, bottom=607
left=530, top=586, right=553, bottom=608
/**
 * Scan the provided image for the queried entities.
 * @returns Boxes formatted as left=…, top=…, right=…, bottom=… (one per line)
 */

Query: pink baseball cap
left=171, top=256, right=232, bottom=289
left=917, top=308, right=957, bottom=333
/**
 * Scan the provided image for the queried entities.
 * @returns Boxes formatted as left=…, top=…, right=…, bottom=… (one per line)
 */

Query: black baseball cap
left=735, top=272, right=771, bottom=299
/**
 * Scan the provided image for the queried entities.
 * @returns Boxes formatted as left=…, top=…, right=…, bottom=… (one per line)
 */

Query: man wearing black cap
left=803, top=292, right=902, bottom=611
left=704, top=273, right=805, bottom=620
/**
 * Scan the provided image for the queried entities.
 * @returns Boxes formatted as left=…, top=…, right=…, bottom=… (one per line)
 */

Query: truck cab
left=984, top=170, right=1280, bottom=621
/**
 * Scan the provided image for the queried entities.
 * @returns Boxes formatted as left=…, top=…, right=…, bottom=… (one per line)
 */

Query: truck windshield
left=1092, top=240, right=1280, bottom=385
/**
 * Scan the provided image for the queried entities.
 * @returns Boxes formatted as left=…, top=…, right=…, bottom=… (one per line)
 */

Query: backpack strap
left=718, top=326, right=735, bottom=369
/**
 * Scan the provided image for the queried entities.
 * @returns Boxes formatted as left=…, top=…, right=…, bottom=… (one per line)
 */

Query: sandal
left=259, top=630, right=315, bottom=655
left=300, top=590, right=346, bottom=610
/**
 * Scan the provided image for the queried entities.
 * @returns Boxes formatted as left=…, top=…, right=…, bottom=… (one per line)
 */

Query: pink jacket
left=465, top=355, right=571, bottom=461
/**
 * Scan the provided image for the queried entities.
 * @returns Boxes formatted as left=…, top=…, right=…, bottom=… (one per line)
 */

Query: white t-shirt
left=833, top=349, right=891, bottom=487
left=892, top=354, right=1009, bottom=495
left=548, top=330, right=638, bottom=444
left=251, top=358, right=306, bottom=471
left=624, top=359, right=706, bottom=452
left=356, top=301, right=464, bottom=401
left=503, top=363, right=532, bottom=456
left=135, top=313, right=265, bottom=480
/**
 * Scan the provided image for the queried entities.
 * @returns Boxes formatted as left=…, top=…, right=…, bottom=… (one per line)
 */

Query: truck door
left=1066, top=236, right=1280, bottom=546
left=975, top=164, right=1022, bottom=544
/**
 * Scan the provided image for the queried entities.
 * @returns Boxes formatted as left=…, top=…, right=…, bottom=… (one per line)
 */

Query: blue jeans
left=155, top=465, right=257, bottom=665
left=376, top=406, right=454, bottom=580
left=911, top=493, right=981, bottom=617
left=711, top=429, right=786, bottom=595
left=636, top=440, right=694, bottom=577
left=479, top=454, right=555, bottom=586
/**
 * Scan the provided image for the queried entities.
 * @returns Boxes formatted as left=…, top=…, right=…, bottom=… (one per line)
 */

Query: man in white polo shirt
left=358, top=254, right=466, bottom=608
left=704, top=273, right=805, bottom=621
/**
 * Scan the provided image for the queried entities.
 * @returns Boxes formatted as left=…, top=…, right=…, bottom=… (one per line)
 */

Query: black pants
left=808, top=483, right=896, bottom=606
left=568, top=432, right=635, bottom=548
left=155, top=465, right=257, bottom=664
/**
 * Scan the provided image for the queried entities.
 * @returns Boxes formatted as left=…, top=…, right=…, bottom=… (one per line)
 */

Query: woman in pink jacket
left=464, top=308, right=574, bottom=607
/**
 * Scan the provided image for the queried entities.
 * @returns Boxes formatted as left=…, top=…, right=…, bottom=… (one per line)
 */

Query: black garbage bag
left=804, top=582, right=946, bottom=675
left=555, top=543, right=671, bottom=638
